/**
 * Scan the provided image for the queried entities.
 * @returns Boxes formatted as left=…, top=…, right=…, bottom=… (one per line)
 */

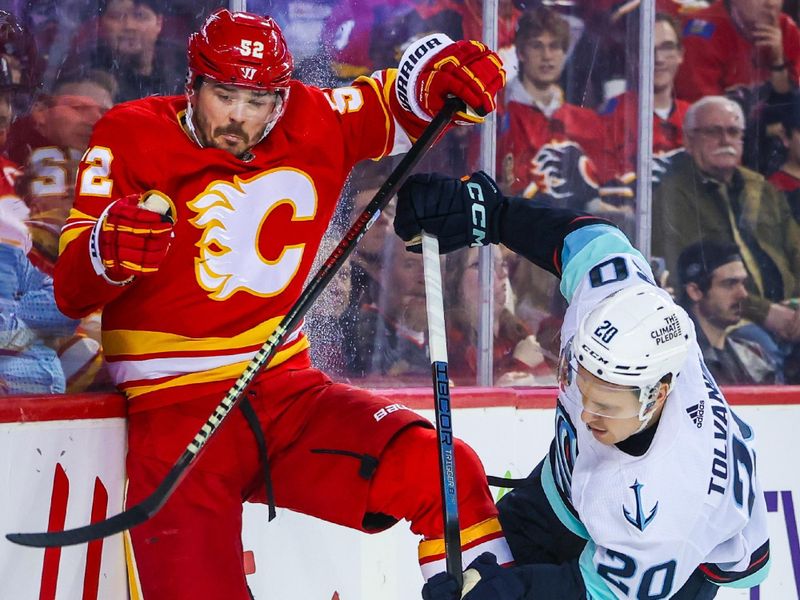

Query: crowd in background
left=2, top=0, right=800, bottom=394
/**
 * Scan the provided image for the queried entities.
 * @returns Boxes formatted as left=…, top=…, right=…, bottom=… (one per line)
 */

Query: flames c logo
left=188, top=169, right=317, bottom=300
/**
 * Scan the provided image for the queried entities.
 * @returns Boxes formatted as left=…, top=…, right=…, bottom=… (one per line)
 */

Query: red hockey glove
left=90, top=192, right=174, bottom=284
left=395, top=34, right=505, bottom=127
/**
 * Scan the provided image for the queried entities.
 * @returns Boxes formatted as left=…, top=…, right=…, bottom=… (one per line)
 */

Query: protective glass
left=558, top=338, right=643, bottom=419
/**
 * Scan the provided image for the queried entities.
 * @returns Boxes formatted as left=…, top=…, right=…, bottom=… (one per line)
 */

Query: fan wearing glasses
left=394, top=170, right=770, bottom=600
left=653, top=94, right=800, bottom=349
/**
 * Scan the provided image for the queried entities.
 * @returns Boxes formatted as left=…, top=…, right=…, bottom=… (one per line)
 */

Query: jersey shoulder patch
left=683, top=18, right=716, bottom=39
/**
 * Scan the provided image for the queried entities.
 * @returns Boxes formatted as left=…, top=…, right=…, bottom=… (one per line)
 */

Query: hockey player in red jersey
left=53, top=8, right=508, bottom=599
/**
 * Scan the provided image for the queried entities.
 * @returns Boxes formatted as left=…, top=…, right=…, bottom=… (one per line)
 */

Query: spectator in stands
left=0, top=9, right=40, bottom=115
left=63, top=0, right=185, bottom=102
left=3, top=70, right=115, bottom=393
left=497, top=6, right=605, bottom=210
left=352, top=235, right=429, bottom=381
left=652, top=95, right=800, bottom=350
left=676, top=0, right=800, bottom=101
left=599, top=12, right=690, bottom=187
left=678, top=239, right=782, bottom=384
left=6, top=69, right=115, bottom=273
left=768, top=93, right=800, bottom=220
left=443, top=245, right=552, bottom=386
left=452, top=0, right=522, bottom=79
left=0, top=198, right=78, bottom=394
left=346, top=161, right=396, bottom=319
left=306, top=242, right=359, bottom=379
left=0, top=90, right=12, bottom=151
left=320, top=0, right=463, bottom=84
left=0, top=92, right=21, bottom=192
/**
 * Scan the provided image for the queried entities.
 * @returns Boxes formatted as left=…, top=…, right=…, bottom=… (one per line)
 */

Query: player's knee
left=391, top=426, right=489, bottom=494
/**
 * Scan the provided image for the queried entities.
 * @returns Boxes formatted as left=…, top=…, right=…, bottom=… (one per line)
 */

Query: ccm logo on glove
left=468, top=182, right=487, bottom=247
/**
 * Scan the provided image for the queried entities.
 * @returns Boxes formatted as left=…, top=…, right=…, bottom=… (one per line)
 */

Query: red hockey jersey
left=497, top=81, right=604, bottom=197
left=55, top=74, right=412, bottom=408
left=675, top=1, right=800, bottom=101
left=0, top=155, right=21, bottom=198
left=599, top=91, right=690, bottom=180
left=6, top=116, right=83, bottom=274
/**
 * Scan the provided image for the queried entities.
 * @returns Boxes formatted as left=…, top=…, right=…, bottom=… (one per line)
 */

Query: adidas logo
left=686, top=402, right=705, bottom=428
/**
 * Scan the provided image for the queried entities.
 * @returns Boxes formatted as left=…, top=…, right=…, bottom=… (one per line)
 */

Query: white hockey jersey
left=543, top=227, right=771, bottom=599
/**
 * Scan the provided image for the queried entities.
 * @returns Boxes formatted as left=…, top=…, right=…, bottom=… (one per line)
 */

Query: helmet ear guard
left=572, top=284, right=695, bottom=425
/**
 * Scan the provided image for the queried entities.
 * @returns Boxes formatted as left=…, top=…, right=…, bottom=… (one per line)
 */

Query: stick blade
left=6, top=502, right=151, bottom=547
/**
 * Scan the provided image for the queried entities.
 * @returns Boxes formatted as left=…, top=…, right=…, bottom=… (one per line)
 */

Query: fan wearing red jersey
left=54, top=8, right=508, bottom=599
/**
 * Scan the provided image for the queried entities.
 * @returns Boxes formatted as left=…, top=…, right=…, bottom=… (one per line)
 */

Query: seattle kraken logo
left=623, top=480, right=658, bottom=532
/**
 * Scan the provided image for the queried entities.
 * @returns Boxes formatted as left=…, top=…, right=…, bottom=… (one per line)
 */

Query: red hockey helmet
left=187, top=8, right=293, bottom=91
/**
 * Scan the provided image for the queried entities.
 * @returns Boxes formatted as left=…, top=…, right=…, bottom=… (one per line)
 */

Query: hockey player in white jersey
left=393, top=171, right=770, bottom=600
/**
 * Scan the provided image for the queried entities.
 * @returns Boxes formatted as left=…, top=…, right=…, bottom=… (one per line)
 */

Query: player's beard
left=210, top=124, right=252, bottom=156
left=192, top=107, right=259, bottom=158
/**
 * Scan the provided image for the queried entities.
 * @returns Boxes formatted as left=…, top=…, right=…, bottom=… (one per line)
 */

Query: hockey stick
left=422, top=233, right=463, bottom=587
left=7, top=97, right=462, bottom=548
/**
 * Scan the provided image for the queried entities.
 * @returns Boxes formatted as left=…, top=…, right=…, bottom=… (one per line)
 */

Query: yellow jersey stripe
left=103, top=315, right=292, bottom=357
left=418, top=516, right=504, bottom=560
left=121, top=337, right=309, bottom=399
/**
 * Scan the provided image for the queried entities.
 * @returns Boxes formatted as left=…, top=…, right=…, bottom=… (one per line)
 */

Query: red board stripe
left=1, top=386, right=800, bottom=425
left=0, top=394, right=125, bottom=423
left=39, top=463, right=69, bottom=600
left=82, top=477, right=108, bottom=600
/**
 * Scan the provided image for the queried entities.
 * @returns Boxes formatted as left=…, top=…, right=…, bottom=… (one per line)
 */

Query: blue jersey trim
left=559, top=225, right=646, bottom=302
left=579, top=541, right=618, bottom=600
left=542, top=458, right=590, bottom=539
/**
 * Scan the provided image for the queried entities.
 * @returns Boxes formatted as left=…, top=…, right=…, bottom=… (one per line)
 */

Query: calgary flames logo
left=524, top=141, right=599, bottom=200
left=188, top=169, right=317, bottom=300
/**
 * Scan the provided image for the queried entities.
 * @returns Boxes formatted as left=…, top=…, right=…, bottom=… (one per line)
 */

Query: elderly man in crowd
left=652, top=95, right=800, bottom=374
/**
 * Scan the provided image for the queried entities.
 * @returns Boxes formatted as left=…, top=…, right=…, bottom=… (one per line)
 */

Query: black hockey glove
left=421, top=571, right=460, bottom=600
left=420, top=553, right=526, bottom=600
left=394, top=171, right=506, bottom=254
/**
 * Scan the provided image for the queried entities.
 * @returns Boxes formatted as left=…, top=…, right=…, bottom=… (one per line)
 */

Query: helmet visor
left=558, top=338, right=642, bottom=419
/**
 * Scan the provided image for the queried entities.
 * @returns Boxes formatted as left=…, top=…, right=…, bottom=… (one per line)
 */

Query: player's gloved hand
left=421, top=571, right=460, bottom=600
left=420, top=553, right=526, bottom=600
left=91, top=192, right=174, bottom=284
left=395, top=33, right=505, bottom=126
left=460, top=553, right=526, bottom=600
left=394, top=171, right=506, bottom=254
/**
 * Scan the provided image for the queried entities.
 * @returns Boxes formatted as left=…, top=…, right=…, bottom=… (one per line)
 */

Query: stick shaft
left=422, top=233, right=462, bottom=586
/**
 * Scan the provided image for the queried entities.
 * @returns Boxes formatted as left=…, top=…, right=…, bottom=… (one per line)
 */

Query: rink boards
left=0, top=388, right=798, bottom=599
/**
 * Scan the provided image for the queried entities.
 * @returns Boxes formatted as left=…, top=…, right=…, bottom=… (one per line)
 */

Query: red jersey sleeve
left=328, top=67, right=436, bottom=166
left=54, top=106, right=151, bottom=318
left=781, top=14, right=800, bottom=85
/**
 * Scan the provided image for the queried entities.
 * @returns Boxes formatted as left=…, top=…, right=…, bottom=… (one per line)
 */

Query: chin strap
left=254, top=88, right=289, bottom=144
left=635, top=380, right=670, bottom=433
left=184, top=100, right=204, bottom=147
